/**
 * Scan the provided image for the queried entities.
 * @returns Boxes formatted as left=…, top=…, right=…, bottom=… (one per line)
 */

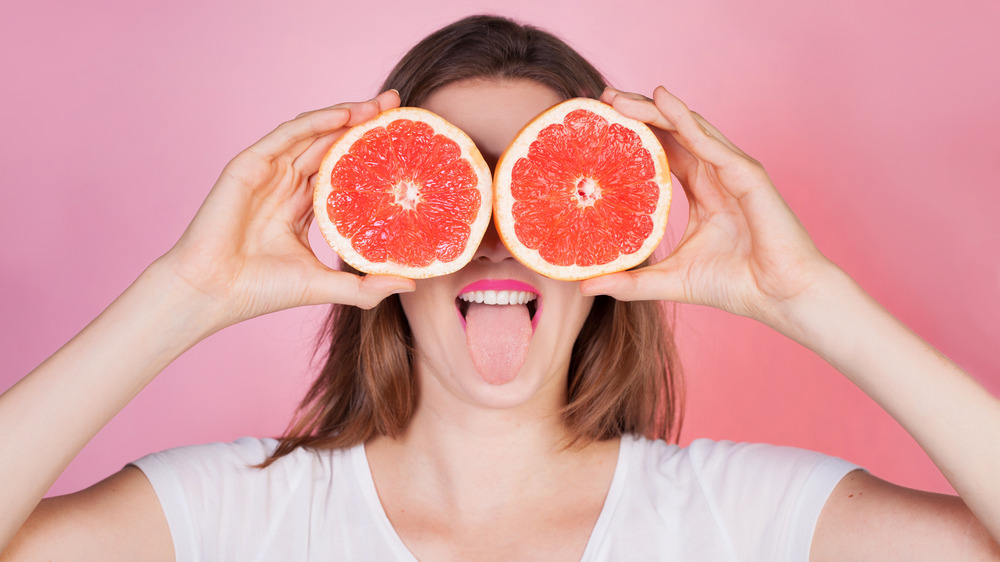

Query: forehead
left=418, top=79, right=564, bottom=166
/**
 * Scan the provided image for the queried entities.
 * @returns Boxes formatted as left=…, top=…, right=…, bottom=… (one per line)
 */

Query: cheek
left=541, top=292, right=595, bottom=346
left=398, top=291, right=432, bottom=339
left=570, top=296, right=596, bottom=336
left=398, top=286, right=461, bottom=348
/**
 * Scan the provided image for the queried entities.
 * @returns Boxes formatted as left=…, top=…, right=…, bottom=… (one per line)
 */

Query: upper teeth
left=459, top=290, right=537, bottom=305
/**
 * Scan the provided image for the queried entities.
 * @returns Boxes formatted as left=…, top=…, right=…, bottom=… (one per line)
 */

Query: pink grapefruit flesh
left=314, top=107, right=493, bottom=278
left=493, top=98, right=672, bottom=281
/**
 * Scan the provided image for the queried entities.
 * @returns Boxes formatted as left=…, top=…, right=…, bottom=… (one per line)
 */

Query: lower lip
left=455, top=279, right=542, bottom=331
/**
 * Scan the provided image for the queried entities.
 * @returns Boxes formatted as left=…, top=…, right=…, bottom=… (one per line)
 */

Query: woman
left=2, top=14, right=998, bottom=561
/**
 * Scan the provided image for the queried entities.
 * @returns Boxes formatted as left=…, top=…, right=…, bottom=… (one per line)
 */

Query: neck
left=366, top=362, right=611, bottom=514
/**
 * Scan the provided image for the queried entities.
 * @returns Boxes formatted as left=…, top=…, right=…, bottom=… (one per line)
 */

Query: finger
left=247, top=130, right=341, bottom=219
left=601, top=86, right=652, bottom=106
left=612, top=87, right=773, bottom=209
left=291, top=89, right=402, bottom=175
left=252, top=90, right=399, bottom=159
left=303, top=269, right=416, bottom=309
left=262, top=91, right=400, bottom=226
left=294, top=88, right=401, bottom=121
left=605, top=86, right=746, bottom=158
left=579, top=265, right=689, bottom=304
left=647, top=86, right=743, bottom=167
left=653, top=125, right=699, bottom=178
left=602, top=89, right=709, bottom=184
left=602, top=88, right=707, bottom=207
left=292, top=132, right=342, bottom=179
left=373, top=88, right=402, bottom=111
left=607, top=86, right=744, bottom=170
left=687, top=111, right=747, bottom=157
left=339, top=89, right=402, bottom=127
left=247, top=106, right=354, bottom=160
left=352, top=274, right=417, bottom=310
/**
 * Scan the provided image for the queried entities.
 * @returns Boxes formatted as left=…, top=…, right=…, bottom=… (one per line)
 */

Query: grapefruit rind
left=314, top=107, right=493, bottom=279
left=493, top=98, right=672, bottom=281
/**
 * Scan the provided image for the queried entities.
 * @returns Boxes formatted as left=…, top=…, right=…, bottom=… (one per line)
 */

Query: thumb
left=579, top=264, right=688, bottom=304
left=303, top=269, right=416, bottom=309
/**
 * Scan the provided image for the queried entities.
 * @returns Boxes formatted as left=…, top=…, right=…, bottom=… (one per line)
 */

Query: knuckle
left=277, top=121, right=300, bottom=142
left=662, top=101, right=686, bottom=121
left=352, top=278, right=378, bottom=310
left=355, top=293, right=376, bottom=310
left=689, top=133, right=713, bottom=153
left=675, top=99, right=694, bottom=117
left=745, top=157, right=767, bottom=175
left=357, top=295, right=386, bottom=310
left=734, top=157, right=768, bottom=182
left=224, top=151, right=270, bottom=183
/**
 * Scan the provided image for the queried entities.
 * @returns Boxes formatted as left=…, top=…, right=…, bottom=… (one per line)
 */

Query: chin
left=421, top=350, right=569, bottom=412
left=399, top=277, right=586, bottom=414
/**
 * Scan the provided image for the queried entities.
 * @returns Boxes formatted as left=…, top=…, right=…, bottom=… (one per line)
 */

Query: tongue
left=464, top=302, right=533, bottom=385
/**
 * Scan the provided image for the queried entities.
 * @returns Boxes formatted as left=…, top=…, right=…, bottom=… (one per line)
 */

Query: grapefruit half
left=493, top=98, right=672, bottom=281
left=314, top=107, right=492, bottom=278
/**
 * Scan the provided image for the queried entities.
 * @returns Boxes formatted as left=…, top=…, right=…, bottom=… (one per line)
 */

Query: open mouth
left=455, top=280, right=541, bottom=329
left=457, top=290, right=538, bottom=321
left=458, top=281, right=539, bottom=386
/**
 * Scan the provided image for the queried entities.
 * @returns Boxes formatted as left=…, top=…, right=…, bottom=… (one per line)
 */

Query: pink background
left=2, top=1, right=998, bottom=497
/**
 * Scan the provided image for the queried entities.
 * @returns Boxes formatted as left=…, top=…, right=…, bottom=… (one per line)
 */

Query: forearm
left=0, top=259, right=220, bottom=548
left=775, top=263, right=1000, bottom=540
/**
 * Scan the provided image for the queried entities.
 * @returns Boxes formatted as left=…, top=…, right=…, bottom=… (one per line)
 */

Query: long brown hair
left=260, top=14, right=683, bottom=467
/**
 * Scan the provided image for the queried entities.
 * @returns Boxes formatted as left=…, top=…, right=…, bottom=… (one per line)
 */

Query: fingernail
left=392, top=282, right=415, bottom=294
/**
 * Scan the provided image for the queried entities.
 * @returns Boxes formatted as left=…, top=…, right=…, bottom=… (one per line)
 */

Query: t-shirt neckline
left=350, top=435, right=632, bottom=561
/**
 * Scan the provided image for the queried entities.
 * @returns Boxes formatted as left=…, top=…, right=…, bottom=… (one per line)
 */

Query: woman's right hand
left=158, top=89, right=415, bottom=331
left=1, top=91, right=419, bottom=556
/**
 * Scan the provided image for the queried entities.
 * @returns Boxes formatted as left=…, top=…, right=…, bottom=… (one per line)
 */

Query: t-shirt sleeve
left=128, top=437, right=284, bottom=562
left=684, top=439, right=862, bottom=561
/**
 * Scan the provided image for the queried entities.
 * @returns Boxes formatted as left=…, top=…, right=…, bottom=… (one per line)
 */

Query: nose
left=473, top=219, right=513, bottom=263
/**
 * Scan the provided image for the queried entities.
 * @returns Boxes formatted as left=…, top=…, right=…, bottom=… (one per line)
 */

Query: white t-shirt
left=130, top=434, right=859, bottom=561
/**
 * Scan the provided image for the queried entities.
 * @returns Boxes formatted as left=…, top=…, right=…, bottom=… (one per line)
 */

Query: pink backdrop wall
left=2, top=1, right=997, bottom=496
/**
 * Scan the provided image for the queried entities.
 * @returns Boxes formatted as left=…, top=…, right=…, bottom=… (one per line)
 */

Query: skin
left=587, top=86, right=1000, bottom=559
left=368, top=81, right=613, bottom=560
left=2, top=79, right=999, bottom=560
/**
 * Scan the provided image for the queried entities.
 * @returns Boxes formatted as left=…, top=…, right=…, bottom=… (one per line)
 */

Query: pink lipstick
left=455, top=279, right=542, bottom=330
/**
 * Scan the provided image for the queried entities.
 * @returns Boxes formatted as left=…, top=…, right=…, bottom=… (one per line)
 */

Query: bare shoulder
left=811, top=469, right=1000, bottom=561
left=1, top=466, right=173, bottom=562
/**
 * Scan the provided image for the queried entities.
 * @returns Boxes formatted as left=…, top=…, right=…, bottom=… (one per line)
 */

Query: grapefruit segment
left=494, top=98, right=672, bottom=281
left=314, top=107, right=492, bottom=278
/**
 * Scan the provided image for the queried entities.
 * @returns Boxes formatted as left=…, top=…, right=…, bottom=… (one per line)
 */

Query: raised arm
left=0, top=90, right=414, bottom=558
left=581, top=86, right=1000, bottom=559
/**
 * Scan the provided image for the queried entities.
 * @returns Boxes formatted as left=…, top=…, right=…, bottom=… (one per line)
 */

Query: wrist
left=136, top=256, right=233, bottom=345
left=761, top=260, right=868, bottom=356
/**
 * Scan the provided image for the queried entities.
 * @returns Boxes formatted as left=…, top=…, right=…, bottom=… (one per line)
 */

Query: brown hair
left=260, top=14, right=683, bottom=467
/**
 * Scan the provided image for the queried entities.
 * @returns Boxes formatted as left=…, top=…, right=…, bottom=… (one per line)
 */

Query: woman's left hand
left=583, top=88, right=1000, bottom=555
left=580, top=86, right=837, bottom=330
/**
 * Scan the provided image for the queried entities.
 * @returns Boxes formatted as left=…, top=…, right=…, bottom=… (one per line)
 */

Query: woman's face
left=398, top=79, right=595, bottom=412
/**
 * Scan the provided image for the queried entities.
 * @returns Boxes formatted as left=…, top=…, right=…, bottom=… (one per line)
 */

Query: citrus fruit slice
left=493, top=98, right=672, bottom=281
left=314, top=107, right=492, bottom=278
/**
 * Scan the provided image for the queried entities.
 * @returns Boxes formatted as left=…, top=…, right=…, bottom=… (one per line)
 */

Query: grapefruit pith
left=493, top=98, right=672, bottom=281
left=314, top=107, right=492, bottom=278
